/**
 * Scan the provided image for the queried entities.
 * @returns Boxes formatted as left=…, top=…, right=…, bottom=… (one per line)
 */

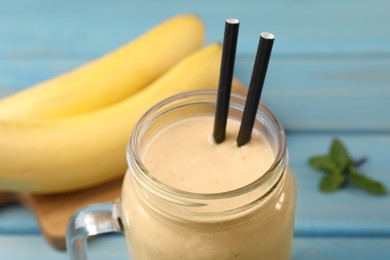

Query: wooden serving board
left=0, top=82, right=247, bottom=251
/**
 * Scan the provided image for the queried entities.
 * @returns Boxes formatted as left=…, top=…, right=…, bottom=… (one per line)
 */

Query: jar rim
left=126, top=90, right=287, bottom=201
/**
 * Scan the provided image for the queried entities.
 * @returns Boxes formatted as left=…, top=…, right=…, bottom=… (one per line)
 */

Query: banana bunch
left=0, top=15, right=224, bottom=193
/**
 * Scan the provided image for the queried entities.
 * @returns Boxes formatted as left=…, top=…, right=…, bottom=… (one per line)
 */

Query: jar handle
left=66, top=200, right=123, bottom=260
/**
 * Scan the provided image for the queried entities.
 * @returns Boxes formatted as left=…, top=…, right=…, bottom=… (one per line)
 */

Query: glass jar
left=66, top=90, right=296, bottom=260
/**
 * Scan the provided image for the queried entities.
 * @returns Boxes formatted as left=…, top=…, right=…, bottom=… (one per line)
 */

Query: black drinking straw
left=236, top=32, right=274, bottom=147
left=213, top=18, right=240, bottom=144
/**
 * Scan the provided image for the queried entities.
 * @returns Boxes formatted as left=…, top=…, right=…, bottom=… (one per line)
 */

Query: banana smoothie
left=121, top=93, right=296, bottom=260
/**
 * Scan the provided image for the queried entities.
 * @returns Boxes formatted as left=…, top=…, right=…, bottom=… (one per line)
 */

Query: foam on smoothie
left=141, top=115, right=274, bottom=193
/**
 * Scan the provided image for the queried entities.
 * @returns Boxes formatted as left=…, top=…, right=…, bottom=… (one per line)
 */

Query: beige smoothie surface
left=142, top=116, right=274, bottom=193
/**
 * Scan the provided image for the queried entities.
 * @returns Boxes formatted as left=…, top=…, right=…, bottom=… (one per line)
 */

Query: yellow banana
left=0, top=44, right=222, bottom=193
left=0, top=14, right=204, bottom=120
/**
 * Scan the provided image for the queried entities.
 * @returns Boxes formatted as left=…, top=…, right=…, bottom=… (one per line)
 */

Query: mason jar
left=66, top=90, right=296, bottom=260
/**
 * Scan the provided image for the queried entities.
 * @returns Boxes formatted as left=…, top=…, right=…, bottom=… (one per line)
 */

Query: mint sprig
left=308, top=138, right=387, bottom=195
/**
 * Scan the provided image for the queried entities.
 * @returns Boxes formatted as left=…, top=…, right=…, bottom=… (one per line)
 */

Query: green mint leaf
left=309, top=137, right=387, bottom=195
left=350, top=170, right=387, bottom=195
left=309, top=155, right=338, bottom=173
left=319, top=173, right=346, bottom=192
left=330, top=138, right=351, bottom=171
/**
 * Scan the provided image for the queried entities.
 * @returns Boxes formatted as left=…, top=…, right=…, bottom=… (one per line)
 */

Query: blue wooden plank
left=293, top=237, right=390, bottom=260
left=0, top=0, right=389, bottom=56
left=1, top=56, right=389, bottom=131
left=0, top=234, right=127, bottom=260
left=0, top=205, right=38, bottom=234
left=1, top=134, right=389, bottom=236
left=0, top=235, right=389, bottom=260
left=236, top=56, right=390, bottom=132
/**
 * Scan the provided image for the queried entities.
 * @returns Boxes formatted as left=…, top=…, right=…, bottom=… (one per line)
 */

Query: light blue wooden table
left=1, top=0, right=390, bottom=259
